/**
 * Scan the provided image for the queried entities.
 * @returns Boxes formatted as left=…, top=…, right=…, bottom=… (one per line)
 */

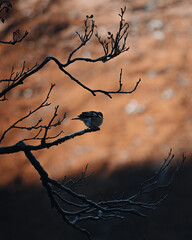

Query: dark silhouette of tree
left=0, top=3, right=185, bottom=239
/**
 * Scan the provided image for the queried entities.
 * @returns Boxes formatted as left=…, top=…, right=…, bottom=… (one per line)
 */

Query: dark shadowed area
left=0, top=160, right=191, bottom=240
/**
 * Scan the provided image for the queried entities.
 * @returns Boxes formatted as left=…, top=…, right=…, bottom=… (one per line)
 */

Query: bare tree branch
left=0, top=7, right=140, bottom=100
left=0, top=127, right=100, bottom=154
left=21, top=147, right=185, bottom=239
left=0, top=2, right=28, bottom=44
left=0, top=30, right=29, bottom=45
left=0, top=84, right=55, bottom=143
left=0, top=62, right=38, bottom=101
left=0, top=57, right=141, bottom=100
left=66, top=7, right=129, bottom=65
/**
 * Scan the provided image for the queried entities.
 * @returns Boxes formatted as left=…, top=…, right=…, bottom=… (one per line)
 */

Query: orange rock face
left=0, top=0, right=192, bottom=186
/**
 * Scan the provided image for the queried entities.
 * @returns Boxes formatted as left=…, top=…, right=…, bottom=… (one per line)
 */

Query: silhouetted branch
left=66, top=7, right=129, bottom=65
left=0, top=58, right=141, bottom=100
left=0, top=1, right=28, bottom=43
left=0, top=8, right=140, bottom=100
left=67, top=15, right=95, bottom=64
left=0, top=2, right=28, bottom=44
left=0, top=84, right=55, bottom=143
left=0, top=127, right=100, bottom=154
left=22, top=148, right=185, bottom=239
left=95, top=7, right=129, bottom=63
left=0, top=30, right=29, bottom=45
left=0, top=62, right=38, bottom=101
left=61, top=164, right=93, bottom=190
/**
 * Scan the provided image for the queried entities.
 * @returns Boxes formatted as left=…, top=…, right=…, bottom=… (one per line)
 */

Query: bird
left=72, top=111, right=103, bottom=129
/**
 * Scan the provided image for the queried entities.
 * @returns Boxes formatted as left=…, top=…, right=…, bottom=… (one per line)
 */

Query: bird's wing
left=79, top=111, right=95, bottom=118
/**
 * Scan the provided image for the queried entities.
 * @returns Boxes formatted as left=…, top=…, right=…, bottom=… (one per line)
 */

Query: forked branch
left=23, top=148, right=185, bottom=240
left=0, top=30, right=29, bottom=45
left=0, top=7, right=140, bottom=100
left=0, top=84, right=55, bottom=143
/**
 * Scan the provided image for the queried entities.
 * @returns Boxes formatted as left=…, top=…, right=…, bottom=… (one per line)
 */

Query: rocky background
left=0, top=0, right=192, bottom=239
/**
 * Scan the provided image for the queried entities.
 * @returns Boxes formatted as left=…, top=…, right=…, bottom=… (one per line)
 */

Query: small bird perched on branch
left=72, top=111, right=103, bottom=130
